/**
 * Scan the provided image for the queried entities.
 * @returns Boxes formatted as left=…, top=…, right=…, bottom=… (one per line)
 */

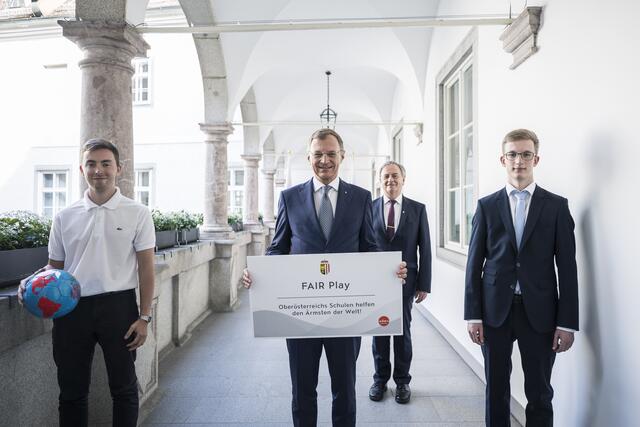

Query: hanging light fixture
left=319, top=70, right=337, bottom=129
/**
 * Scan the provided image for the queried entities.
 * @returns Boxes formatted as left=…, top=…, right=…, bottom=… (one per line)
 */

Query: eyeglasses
left=504, top=151, right=536, bottom=161
left=310, top=151, right=343, bottom=160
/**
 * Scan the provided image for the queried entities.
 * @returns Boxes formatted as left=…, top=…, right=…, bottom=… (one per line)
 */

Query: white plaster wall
left=397, top=0, right=640, bottom=424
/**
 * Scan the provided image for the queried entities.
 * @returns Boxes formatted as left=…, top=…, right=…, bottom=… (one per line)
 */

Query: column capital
left=261, top=169, right=277, bottom=177
left=241, top=153, right=262, bottom=164
left=275, top=178, right=286, bottom=187
left=199, top=122, right=234, bottom=143
left=59, top=20, right=148, bottom=71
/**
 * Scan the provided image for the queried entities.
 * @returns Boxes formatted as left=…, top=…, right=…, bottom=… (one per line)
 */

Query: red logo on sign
left=378, top=316, right=390, bottom=327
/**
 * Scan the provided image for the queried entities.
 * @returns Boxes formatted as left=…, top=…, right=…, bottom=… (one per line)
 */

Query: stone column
left=241, top=154, right=261, bottom=229
left=200, top=123, right=234, bottom=240
left=261, top=169, right=276, bottom=224
left=60, top=21, right=148, bottom=199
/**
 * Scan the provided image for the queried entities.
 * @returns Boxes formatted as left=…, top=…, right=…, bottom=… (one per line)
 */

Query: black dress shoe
left=369, top=382, right=387, bottom=401
left=395, top=384, right=411, bottom=404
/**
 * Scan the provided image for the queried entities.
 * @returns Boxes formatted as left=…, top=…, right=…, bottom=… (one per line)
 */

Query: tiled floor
left=142, top=289, right=521, bottom=426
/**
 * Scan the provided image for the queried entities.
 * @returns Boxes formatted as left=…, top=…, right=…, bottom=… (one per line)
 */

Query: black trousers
left=286, top=336, right=361, bottom=427
left=372, top=295, right=414, bottom=385
left=52, top=289, right=140, bottom=427
left=482, top=296, right=556, bottom=427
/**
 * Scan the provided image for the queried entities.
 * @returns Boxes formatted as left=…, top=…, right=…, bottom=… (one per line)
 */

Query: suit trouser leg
left=513, top=302, right=555, bottom=427
left=393, top=296, right=414, bottom=385
left=482, top=308, right=515, bottom=427
left=287, top=338, right=323, bottom=427
left=53, top=297, right=97, bottom=427
left=95, top=290, right=140, bottom=427
left=325, top=337, right=361, bottom=427
left=372, top=334, right=391, bottom=385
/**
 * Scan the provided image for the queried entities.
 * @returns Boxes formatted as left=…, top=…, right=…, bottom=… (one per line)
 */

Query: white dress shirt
left=312, top=177, right=339, bottom=216
left=383, top=194, right=403, bottom=231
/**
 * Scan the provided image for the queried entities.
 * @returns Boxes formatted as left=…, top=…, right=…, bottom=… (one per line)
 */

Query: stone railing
left=0, top=225, right=274, bottom=425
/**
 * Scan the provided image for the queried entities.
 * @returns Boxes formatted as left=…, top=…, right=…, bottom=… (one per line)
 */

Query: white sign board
left=248, top=251, right=403, bottom=338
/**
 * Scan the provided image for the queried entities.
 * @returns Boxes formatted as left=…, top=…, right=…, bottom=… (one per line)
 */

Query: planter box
left=179, top=228, right=199, bottom=245
left=155, top=230, right=177, bottom=251
left=0, top=246, right=49, bottom=287
left=231, top=222, right=243, bottom=232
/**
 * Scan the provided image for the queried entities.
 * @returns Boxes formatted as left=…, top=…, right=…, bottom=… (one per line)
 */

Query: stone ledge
left=500, top=6, right=543, bottom=69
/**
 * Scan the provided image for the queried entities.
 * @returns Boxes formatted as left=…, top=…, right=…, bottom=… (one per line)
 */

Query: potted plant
left=228, top=212, right=243, bottom=232
left=173, top=210, right=202, bottom=245
left=152, top=209, right=178, bottom=250
left=0, top=211, right=51, bottom=287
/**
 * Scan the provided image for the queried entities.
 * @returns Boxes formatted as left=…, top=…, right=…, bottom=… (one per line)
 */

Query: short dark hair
left=378, top=161, right=406, bottom=179
left=309, top=128, right=345, bottom=151
left=502, top=129, right=540, bottom=153
left=82, top=138, right=120, bottom=166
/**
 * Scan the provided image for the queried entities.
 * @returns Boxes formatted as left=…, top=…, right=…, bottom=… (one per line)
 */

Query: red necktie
left=386, top=200, right=396, bottom=240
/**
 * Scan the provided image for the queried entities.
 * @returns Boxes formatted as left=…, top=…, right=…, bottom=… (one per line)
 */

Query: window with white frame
left=227, top=168, right=244, bottom=215
left=135, top=168, right=153, bottom=207
left=37, top=170, right=69, bottom=219
left=437, top=32, right=476, bottom=261
left=6, top=0, right=26, bottom=8
left=132, top=58, right=151, bottom=105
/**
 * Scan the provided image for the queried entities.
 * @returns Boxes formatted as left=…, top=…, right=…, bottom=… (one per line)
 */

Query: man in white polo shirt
left=18, top=138, right=156, bottom=427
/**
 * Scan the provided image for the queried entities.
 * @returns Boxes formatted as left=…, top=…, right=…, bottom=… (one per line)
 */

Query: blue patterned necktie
left=318, top=185, right=333, bottom=240
left=513, top=190, right=529, bottom=250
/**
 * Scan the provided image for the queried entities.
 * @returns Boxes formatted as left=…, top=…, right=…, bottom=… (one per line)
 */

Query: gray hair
left=378, top=161, right=406, bottom=178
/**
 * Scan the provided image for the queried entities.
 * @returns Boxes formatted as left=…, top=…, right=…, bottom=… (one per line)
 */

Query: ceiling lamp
left=319, top=70, right=337, bottom=129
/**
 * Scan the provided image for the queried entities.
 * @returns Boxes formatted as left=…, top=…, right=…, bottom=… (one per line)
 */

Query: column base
left=200, top=225, right=234, bottom=241
left=242, top=221, right=264, bottom=232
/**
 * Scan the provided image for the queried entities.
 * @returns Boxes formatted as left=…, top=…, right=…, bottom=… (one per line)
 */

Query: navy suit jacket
left=464, top=186, right=579, bottom=333
left=267, top=178, right=377, bottom=256
left=372, top=196, right=432, bottom=297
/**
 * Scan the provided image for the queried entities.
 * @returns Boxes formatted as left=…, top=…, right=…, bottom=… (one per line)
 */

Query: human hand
left=396, top=261, right=407, bottom=284
left=124, top=319, right=149, bottom=351
left=552, top=329, right=574, bottom=353
left=468, top=322, right=484, bottom=345
left=414, top=291, right=428, bottom=304
left=242, top=269, right=252, bottom=289
left=17, top=266, right=49, bottom=306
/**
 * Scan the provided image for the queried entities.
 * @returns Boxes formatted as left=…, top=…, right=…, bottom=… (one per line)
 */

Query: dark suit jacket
left=267, top=178, right=377, bottom=256
left=372, top=196, right=432, bottom=297
left=464, top=185, right=579, bottom=333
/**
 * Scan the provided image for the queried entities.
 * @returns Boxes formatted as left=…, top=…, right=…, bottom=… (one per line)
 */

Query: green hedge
left=0, top=211, right=51, bottom=251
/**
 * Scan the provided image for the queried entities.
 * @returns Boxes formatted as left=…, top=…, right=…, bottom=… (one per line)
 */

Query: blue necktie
left=512, top=190, right=528, bottom=294
left=513, top=190, right=528, bottom=249
left=318, top=185, right=333, bottom=240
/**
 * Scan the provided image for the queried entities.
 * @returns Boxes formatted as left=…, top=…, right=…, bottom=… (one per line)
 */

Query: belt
left=83, top=288, right=135, bottom=299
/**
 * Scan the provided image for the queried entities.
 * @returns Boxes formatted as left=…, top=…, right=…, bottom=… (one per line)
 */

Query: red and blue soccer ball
left=23, top=270, right=81, bottom=319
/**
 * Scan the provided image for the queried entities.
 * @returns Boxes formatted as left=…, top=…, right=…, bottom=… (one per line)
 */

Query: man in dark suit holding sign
left=464, top=129, right=579, bottom=426
left=243, top=129, right=407, bottom=427
left=368, top=161, right=432, bottom=404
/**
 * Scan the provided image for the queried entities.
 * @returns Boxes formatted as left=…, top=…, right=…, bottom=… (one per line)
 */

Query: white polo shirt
left=48, top=188, right=156, bottom=297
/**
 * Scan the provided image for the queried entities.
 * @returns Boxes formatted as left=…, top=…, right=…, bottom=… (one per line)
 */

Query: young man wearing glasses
left=464, top=129, right=579, bottom=426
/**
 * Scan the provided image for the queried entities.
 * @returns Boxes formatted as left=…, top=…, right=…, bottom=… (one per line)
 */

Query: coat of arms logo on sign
left=320, top=260, right=330, bottom=275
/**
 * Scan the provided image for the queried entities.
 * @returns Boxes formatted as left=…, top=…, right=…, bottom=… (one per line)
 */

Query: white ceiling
left=183, top=0, right=441, bottom=155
